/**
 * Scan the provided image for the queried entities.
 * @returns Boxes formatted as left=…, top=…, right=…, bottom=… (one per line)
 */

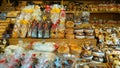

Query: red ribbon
left=44, top=23, right=48, bottom=29
left=45, top=5, right=50, bottom=12
left=54, top=44, right=59, bottom=49
left=0, top=58, right=6, bottom=63
left=15, top=59, right=18, bottom=63
left=29, top=65, right=32, bottom=68
left=52, top=24, right=57, bottom=29
left=32, top=54, right=36, bottom=57
left=9, top=66, right=13, bottom=68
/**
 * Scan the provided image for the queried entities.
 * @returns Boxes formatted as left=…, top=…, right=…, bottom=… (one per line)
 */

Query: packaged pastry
left=65, top=28, right=74, bottom=34
left=31, top=20, right=38, bottom=38
left=66, top=21, right=74, bottom=28
left=75, top=64, right=90, bottom=68
left=74, top=29, right=84, bottom=33
left=57, top=30, right=65, bottom=39
left=84, top=29, right=94, bottom=36
left=54, top=57, right=75, bottom=68
left=66, top=34, right=74, bottom=39
left=80, top=50, right=92, bottom=58
left=10, top=18, right=16, bottom=24
left=86, top=32, right=94, bottom=36
left=58, top=45, right=69, bottom=54
left=43, top=22, right=51, bottom=38
left=75, top=35, right=85, bottom=39
left=12, top=24, right=19, bottom=38
left=85, top=36, right=95, bottom=39
left=0, top=18, right=10, bottom=23
left=7, top=11, right=20, bottom=17
left=74, top=29, right=84, bottom=36
left=37, top=22, right=43, bottom=38
left=32, top=42, right=56, bottom=52
left=84, top=29, right=94, bottom=33
left=83, top=42, right=94, bottom=50
left=76, top=32, right=84, bottom=36
left=70, top=44, right=82, bottom=54
left=57, top=33, right=65, bottom=39
left=61, top=58, right=75, bottom=68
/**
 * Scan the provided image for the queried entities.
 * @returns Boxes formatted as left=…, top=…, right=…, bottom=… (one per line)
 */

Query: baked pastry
left=65, top=28, right=74, bottom=34
left=83, top=42, right=94, bottom=50
left=75, top=35, right=85, bottom=39
left=66, top=34, right=74, bottom=39
left=70, top=44, right=82, bottom=54
left=66, top=21, right=74, bottom=28
left=58, top=45, right=69, bottom=54
left=81, top=50, right=92, bottom=58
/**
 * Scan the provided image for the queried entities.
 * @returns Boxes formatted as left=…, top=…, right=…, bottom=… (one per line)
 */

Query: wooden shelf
left=9, top=38, right=97, bottom=45
left=90, top=11, right=118, bottom=14
left=66, top=11, right=118, bottom=14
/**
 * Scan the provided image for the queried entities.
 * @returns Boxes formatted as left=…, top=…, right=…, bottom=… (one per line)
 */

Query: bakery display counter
left=66, top=11, right=118, bottom=14
left=9, top=38, right=97, bottom=45
left=0, top=39, right=112, bottom=68
left=0, top=0, right=120, bottom=67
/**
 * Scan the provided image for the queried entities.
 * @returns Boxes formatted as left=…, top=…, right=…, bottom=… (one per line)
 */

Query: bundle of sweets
left=0, top=41, right=57, bottom=68
left=12, top=5, right=42, bottom=38
left=50, top=4, right=66, bottom=38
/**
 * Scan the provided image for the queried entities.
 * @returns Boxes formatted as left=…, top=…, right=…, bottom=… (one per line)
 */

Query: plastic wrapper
left=50, top=4, right=61, bottom=38
left=0, top=55, right=8, bottom=68
left=12, top=5, right=42, bottom=38
left=4, top=45, right=25, bottom=68
left=31, top=20, right=38, bottom=38
left=20, top=23, right=28, bottom=38
left=21, top=54, right=33, bottom=68
left=54, top=56, right=76, bottom=68
left=12, top=24, right=20, bottom=38
left=43, top=21, right=51, bottom=38
left=32, top=42, right=56, bottom=52
left=35, top=57, right=48, bottom=68
left=37, top=22, right=43, bottom=38
left=32, top=5, right=42, bottom=21
left=81, top=12, right=90, bottom=23
left=35, top=52, right=56, bottom=68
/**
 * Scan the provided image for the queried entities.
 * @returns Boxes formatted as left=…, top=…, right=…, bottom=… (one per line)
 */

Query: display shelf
left=0, top=18, right=10, bottom=23
left=66, top=11, right=118, bottom=14
left=88, top=63, right=111, bottom=68
left=90, top=11, right=118, bottom=14
left=9, top=38, right=97, bottom=45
